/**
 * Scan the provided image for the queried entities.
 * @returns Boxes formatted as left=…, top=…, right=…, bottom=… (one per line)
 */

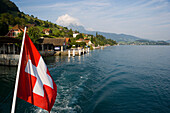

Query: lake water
left=0, top=45, right=170, bottom=113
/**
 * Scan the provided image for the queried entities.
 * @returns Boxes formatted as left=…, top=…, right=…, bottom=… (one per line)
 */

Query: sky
left=11, top=0, right=170, bottom=40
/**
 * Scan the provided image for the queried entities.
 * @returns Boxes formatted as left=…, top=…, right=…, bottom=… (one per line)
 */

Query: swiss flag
left=17, top=33, right=57, bottom=112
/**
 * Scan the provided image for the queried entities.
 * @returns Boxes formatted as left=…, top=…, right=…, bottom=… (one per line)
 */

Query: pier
left=54, top=49, right=89, bottom=56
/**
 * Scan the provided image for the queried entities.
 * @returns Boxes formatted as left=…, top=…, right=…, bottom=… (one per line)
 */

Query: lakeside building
left=42, top=28, right=52, bottom=35
left=85, top=40, right=92, bottom=46
left=0, top=36, right=21, bottom=54
left=73, top=33, right=79, bottom=38
left=6, top=24, right=36, bottom=38
left=37, top=38, right=67, bottom=52
left=76, top=38, right=85, bottom=43
left=0, top=36, right=21, bottom=66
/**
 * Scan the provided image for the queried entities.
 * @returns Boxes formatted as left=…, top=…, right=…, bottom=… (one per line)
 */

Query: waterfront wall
left=0, top=54, right=19, bottom=66
left=39, top=50, right=55, bottom=56
left=0, top=50, right=55, bottom=66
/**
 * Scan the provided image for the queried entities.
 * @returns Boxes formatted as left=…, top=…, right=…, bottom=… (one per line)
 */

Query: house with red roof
left=6, top=24, right=25, bottom=38
left=76, top=38, right=85, bottom=43
left=85, top=40, right=92, bottom=46
left=43, top=28, right=52, bottom=35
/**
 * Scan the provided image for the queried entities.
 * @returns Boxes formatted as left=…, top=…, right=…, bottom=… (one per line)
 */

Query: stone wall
left=0, top=54, right=19, bottom=66
left=39, top=50, right=55, bottom=56
left=0, top=50, right=55, bottom=66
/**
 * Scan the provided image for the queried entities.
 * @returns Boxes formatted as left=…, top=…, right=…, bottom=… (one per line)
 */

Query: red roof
left=65, top=38, right=71, bottom=43
left=76, top=38, right=85, bottom=42
left=43, top=28, right=52, bottom=32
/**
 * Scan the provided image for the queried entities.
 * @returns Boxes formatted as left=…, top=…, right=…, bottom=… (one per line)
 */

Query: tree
left=68, top=29, right=73, bottom=37
left=28, top=27, right=40, bottom=44
left=29, top=18, right=34, bottom=24
left=90, top=35, right=94, bottom=43
left=43, top=21, right=49, bottom=27
left=0, top=21, right=8, bottom=35
left=1, top=13, right=10, bottom=25
left=75, top=30, right=79, bottom=33
left=60, top=31, right=65, bottom=37
left=35, top=20, right=40, bottom=26
left=77, top=42, right=86, bottom=47
left=31, top=15, right=34, bottom=18
left=76, top=33, right=83, bottom=40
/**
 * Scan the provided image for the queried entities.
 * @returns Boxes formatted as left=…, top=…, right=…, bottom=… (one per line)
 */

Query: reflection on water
left=0, top=46, right=170, bottom=113
left=0, top=66, right=16, bottom=113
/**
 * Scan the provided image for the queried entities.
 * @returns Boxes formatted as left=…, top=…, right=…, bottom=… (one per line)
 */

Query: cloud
left=14, top=0, right=170, bottom=40
left=56, top=14, right=82, bottom=26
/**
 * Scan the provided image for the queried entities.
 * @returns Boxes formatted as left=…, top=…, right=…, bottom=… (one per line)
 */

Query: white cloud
left=56, top=14, right=81, bottom=26
left=15, top=0, right=170, bottom=40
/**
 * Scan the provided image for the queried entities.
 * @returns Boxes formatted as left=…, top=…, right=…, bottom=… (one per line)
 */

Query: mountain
left=166, top=40, right=170, bottom=43
left=68, top=24, right=142, bottom=42
left=0, top=0, right=20, bottom=13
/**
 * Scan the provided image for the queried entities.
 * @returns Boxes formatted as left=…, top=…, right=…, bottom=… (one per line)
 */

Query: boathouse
left=0, top=36, right=21, bottom=66
left=37, top=38, right=66, bottom=52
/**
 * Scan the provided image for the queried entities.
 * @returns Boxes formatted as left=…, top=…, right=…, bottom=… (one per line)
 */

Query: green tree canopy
left=0, top=21, right=9, bottom=35
left=76, top=33, right=84, bottom=40
left=28, top=27, right=40, bottom=44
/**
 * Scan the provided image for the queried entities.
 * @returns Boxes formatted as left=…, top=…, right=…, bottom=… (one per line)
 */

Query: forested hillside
left=0, top=0, right=117, bottom=46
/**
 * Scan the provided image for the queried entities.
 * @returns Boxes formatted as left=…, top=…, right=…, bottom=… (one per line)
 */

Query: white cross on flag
left=17, top=33, right=57, bottom=112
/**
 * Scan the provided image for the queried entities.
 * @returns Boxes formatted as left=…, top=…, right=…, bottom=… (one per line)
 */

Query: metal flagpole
left=11, top=27, right=27, bottom=113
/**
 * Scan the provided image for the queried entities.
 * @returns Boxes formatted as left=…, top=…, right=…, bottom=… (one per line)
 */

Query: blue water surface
left=0, top=45, right=170, bottom=113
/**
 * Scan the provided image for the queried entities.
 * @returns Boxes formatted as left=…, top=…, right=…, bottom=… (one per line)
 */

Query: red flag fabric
left=17, top=33, right=57, bottom=112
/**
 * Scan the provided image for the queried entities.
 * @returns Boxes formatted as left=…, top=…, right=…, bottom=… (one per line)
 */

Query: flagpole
left=11, top=27, right=27, bottom=113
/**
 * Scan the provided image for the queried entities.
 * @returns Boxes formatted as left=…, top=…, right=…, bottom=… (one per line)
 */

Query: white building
left=73, top=33, right=79, bottom=38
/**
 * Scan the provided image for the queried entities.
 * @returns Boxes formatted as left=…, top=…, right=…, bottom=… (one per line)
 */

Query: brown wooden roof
left=38, top=38, right=65, bottom=46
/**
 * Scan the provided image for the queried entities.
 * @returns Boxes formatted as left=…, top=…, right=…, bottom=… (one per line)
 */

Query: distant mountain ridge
left=166, top=40, right=170, bottom=43
left=68, top=24, right=142, bottom=42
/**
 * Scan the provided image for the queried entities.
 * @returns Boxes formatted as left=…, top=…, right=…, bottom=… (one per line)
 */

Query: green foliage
left=0, top=21, right=9, bottom=35
left=90, top=45, right=93, bottom=50
left=28, top=27, right=40, bottom=43
left=41, top=34, right=55, bottom=38
left=94, top=34, right=117, bottom=46
left=77, top=42, right=86, bottom=47
left=74, top=30, right=79, bottom=33
left=119, top=40, right=170, bottom=45
left=0, top=0, right=118, bottom=47
left=76, top=33, right=83, bottom=40
left=70, top=38, right=77, bottom=47
left=15, top=31, right=23, bottom=47
left=67, top=29, right=73, bottom=37
left=0, top=0, right=20, bottom=13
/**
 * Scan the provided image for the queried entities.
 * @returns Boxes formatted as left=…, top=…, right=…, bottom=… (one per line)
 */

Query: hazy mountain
left=68, top=24, right=142, bottom=42
left=166, top=40, right=170, bottom=43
